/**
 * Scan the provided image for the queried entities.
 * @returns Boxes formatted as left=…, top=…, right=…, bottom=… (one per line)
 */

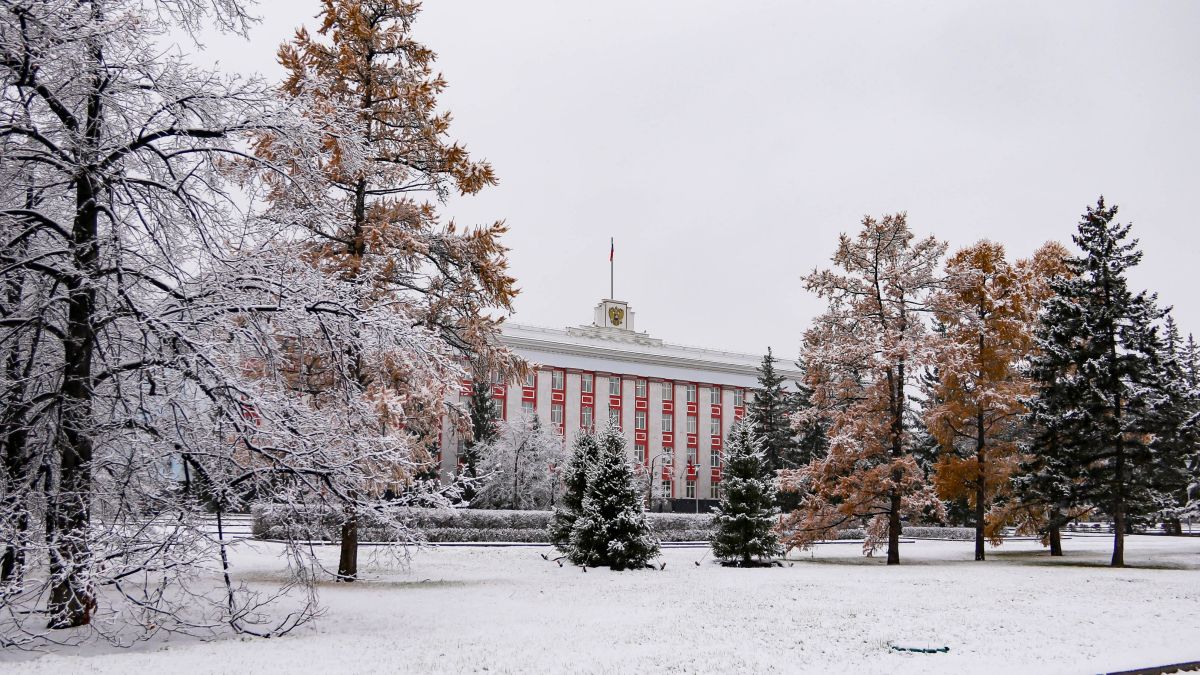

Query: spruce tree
left=1023, top=198, right=1191, bottom=566
left=549, top=431, right=600, bottom=553
left=750, top=347, right=798, bottom=477
left=792, top=358, right=829, bottom=468
left=462, top=379, right=500, bottom=503
left=1154, top=315, right=1200, bottom=534
left=569, top=424, right=660, bottom=570
left=711, top=418, right=783, bottom=565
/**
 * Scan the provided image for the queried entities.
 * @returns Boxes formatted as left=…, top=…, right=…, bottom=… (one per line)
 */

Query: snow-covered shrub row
left=902, top=526, right=975, bottom=540
left=252, top=505, right=720, bottom=543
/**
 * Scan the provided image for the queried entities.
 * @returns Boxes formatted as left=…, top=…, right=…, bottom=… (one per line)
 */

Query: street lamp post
left=647, top=450, right=673, bottom=512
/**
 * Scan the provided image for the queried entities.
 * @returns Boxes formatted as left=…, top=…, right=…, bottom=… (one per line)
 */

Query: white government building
left=439, top=297, right=802, bottom=504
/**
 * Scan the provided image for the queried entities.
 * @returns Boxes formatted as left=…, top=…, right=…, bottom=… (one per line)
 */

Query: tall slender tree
left=1023, top=198, right=1191, bottom=566
left=924, top=241, right=1064, bottom=560
left=779, top=213, right=946, bottom=564
left=254, top=0, right=518, bottom=581
left=549, top=431, right=601, bottom=553
left=462, top=378, right=501, bottom=503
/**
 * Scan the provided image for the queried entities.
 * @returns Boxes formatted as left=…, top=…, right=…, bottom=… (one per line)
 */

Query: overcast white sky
left=192, top=0, right=1200, bottom=358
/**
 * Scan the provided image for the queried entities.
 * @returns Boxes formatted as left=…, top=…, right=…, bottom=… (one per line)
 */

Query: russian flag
left=609, top=237, right=614, bottom=262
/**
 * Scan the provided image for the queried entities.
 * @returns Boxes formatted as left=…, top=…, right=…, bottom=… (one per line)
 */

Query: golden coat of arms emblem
left=608, top=306, right=625, bottom=326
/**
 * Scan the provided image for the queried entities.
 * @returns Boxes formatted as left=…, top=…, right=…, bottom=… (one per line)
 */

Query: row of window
left=539, top=371, right=745, bottom=405
left=661, top=479, right=719, bottom=500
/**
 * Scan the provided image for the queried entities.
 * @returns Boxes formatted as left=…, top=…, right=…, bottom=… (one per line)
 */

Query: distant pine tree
left=1022, top=198, right=1191, bottom=566
left=711, top=419, right=783, bottom=565
left=1154, top=314, right=1200, bottom=534
left=569, top=424, right=660, bottom=570
left=462, top=379, right=500, bottom=503
left=750, top=347, right=799, bottom=477
left=549, top=431, right=601, bottom=553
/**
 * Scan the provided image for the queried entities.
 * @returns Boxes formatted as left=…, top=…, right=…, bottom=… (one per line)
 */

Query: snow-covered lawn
left=4, top=535, right=1199, bottom=674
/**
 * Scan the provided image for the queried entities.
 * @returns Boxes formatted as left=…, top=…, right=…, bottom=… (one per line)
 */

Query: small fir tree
left=711, top=419, right=783, bottom=565
left=750, top=347, right=799, bottom=476
left=568, top=424, right=660, bottom=570
left=549, top=431, right=601, bottom=553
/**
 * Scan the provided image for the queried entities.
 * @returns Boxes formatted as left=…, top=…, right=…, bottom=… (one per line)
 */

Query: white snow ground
left=3, top=534, right=1199, bottom=674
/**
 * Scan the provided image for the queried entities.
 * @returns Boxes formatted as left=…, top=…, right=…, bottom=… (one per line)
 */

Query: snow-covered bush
left=472, top=418, right=568, bottom=510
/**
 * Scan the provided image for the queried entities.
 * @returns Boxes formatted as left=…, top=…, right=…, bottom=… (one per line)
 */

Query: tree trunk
left=887, top=494, right=901, bottom=565
left=1048, top=520, right=1063, bottom=557
left=974, top=413, right=986, bottom=561
left=1111, top=446, right=1126, bottom=567
left=337, top=509, right=359, bottom=582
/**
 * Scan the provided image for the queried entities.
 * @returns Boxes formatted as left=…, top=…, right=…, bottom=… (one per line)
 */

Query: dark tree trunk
left=887, top=495, right=901, bottom=565
left=1048, top=520, right=1063, bottom=557
left=337, top=509, right=359, bottom=582
left=974, top=412, right=986, bottom=561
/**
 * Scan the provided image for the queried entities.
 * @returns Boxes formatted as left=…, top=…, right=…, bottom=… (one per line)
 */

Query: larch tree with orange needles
left=779, top=213, right=946, bottom=565
left=924, top=241, right=1065, bottom=561
left=252, top=0, right=519, bottom=581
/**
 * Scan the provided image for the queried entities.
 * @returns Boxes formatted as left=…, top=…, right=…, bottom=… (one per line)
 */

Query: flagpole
left=609, top=237, right=614, bottom=299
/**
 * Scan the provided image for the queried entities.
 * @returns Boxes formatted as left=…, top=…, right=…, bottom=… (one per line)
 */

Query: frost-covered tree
left=250, top=0, right=518, bottom=581
left=924, top=240, right=1066, bottom=560
left=711, top=418, right=782, bottom=565
left=779, top=213, right=946, bottom=564
left=1154, top=314, right=1200, bottom=534
left=0, top=0, right=368, bottom=641
left=569, top=424, right=660, bottom=570
left=474, top=417, right=567, bottom=510
left=750, top=348, right=798, bottom=476
left=549, top=431, right=600, bottom=552
left=1022, top=198, right=1192, bottom=566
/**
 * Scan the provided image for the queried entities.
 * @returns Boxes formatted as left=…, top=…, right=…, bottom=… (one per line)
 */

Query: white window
left=710, top=417, right=721, bottom=436
left=661, top=415, right=673, bottom=433
left=635, top=379, right=647, bottom=398
left=710, top=387, right=721, bottom=404
left=635, top=410, right=647, bottom=430
left=710, top=447, right=721, bottom=467
left=662, top=445, right=674, bottom=461
left=709, top=483, right=720, bottom=499
left=686, top=416, right=697, bottom=434
left=609, top=376, right=621, bottom=396
left=524, top=372, right=536, bottom=387
left=551, top=403, right=564, bottom=426
left=734, top=388, right=745, bottom=407
left=662, top=480, right=673, bottom=498
left=609, top=408, right=621, bottom=427
left=686, top=447, right=697, bottom=464
left=552, top=370, right=564, bottom=391
left=686, top=384, right=697, bottom=403
left=662, top=382, right=673, bottom=400
left=581, top=407, right=593, bottom=429
left=521, top=400, right=535, bottom=415
left=685, top=479, right=696, bottom=499
left=635, top=443, right=647, bottom=464
left=581, top=373, right=593, bottom=394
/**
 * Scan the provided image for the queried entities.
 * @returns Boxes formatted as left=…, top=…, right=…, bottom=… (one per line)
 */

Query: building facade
left=439, top=297, right=802, bottom=505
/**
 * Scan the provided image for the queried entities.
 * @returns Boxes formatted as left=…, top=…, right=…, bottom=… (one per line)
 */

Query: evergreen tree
left=1023, top=198, right=1191, bottom=566
left=568, top=424, right=660, bottom=570
left=549, top=431, right=600, bottom=553
left=1183, top=333, right=1199, bottom=391
left=750, top=347, right=798, bottom=476
left=711, top=419, right=783, bottom=565
left=462, top=379, right=500, bottom=503
left=791, top=358, right=829, bottom=468
left=1154, top=315, right=1200, bottom=534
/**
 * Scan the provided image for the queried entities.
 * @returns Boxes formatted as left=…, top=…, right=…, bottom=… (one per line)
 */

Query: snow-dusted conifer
left=711, top=418, right=782, bottom=565
left=549, top=431, right=600, bottom=552
left=569, top=424, right=660, bottom=570
left=750, top=348, right=799, bottom=476
left=1023, top=198, right=1191, bottom=566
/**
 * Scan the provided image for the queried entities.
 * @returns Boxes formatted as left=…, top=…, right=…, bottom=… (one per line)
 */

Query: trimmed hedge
left=251, top=504, right=716, bottom=543
left=251, top=505, right=975, bottom=544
